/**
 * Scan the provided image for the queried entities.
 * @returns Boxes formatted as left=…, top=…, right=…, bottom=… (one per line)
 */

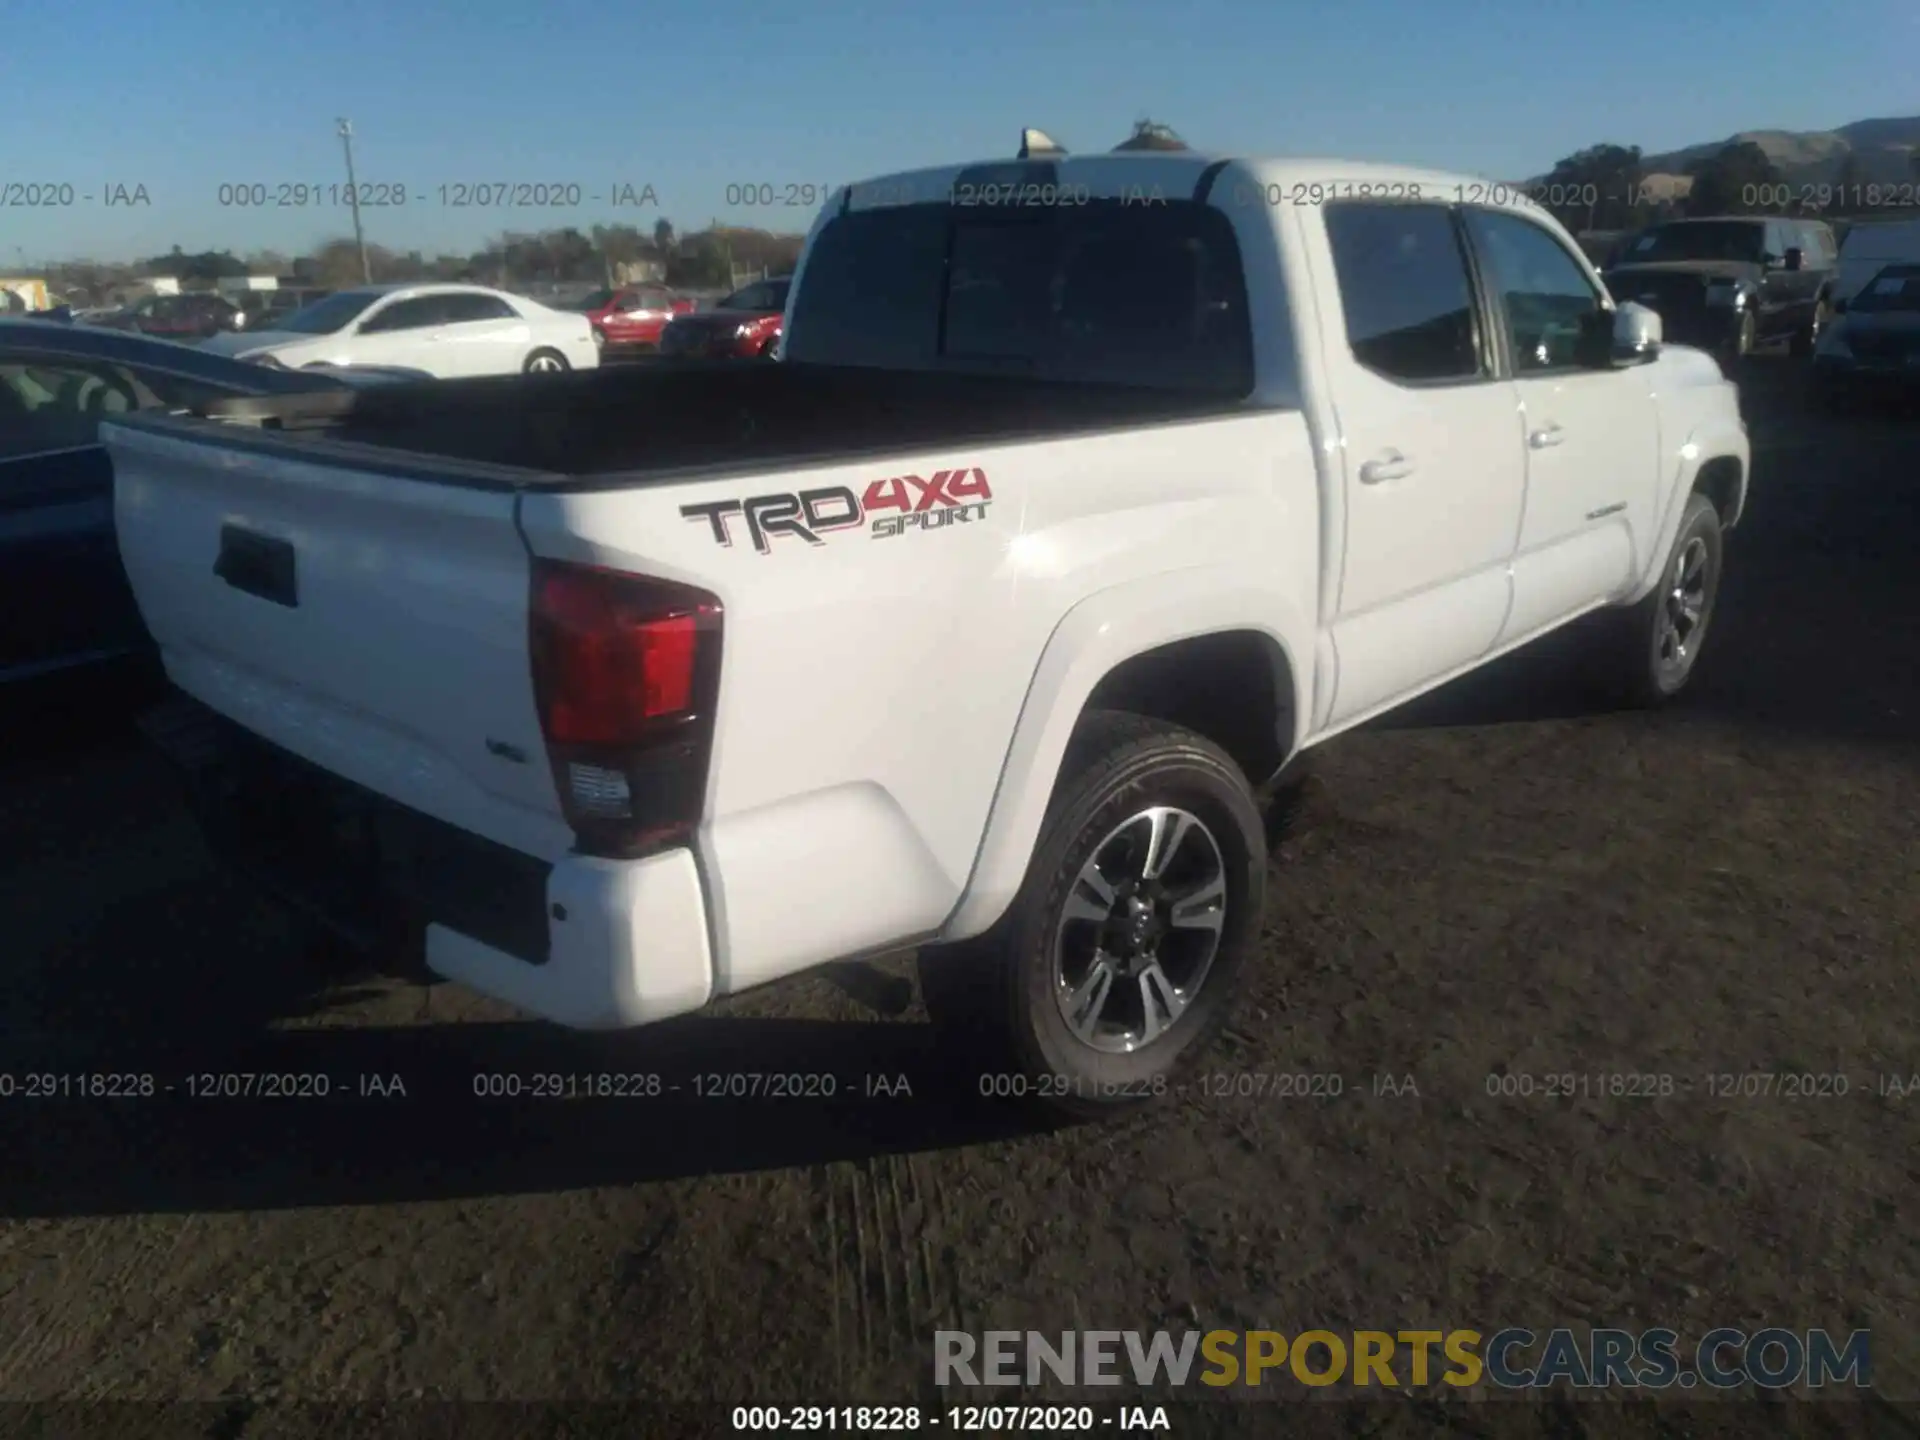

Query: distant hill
left=1636, top=116, right=1920, bottom=185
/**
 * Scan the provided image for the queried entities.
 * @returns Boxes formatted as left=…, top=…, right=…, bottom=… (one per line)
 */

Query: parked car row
left=559, top=279, right=790, bottom=359
left=564, top=285, right=697, bottom=352
left=0, top=271, right=801, bottom=691
left=1601, top=215, right=1839, bottom=360
left=197, top=284, right=601, bottom=377
left=658, top=278, right=789, bottom=359
left=1599, top=213, right=1920, bottom=406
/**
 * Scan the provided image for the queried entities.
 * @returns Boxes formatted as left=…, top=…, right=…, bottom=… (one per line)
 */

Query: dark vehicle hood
left=1607, top=260, right=1761, bottom=284
left=1835, top=312, right=1920, bottom=356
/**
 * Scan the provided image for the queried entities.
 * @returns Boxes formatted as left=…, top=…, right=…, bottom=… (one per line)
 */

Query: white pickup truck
left=108, top=137, right=1748, bottom=1111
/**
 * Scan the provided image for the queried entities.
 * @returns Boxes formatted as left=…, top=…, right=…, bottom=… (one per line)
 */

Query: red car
left=575, top=285, right=695, bottom=353
left=658, top=278, right=789, bottom=360
left=96, top=291, right=245, bottom=342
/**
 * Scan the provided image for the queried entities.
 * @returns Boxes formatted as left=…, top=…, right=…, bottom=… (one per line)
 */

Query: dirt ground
left=0, top=359, right=1914, bottom=1436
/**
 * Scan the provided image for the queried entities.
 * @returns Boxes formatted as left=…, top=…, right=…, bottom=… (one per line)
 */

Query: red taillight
left=531, top=563, right=716, bottom=744
left=529, top=560, right=723, bottom=856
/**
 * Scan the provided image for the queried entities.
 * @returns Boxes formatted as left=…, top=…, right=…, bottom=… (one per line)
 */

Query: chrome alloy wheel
left=1052, top=805, right=1228, bottom=1054
left=1655, top=535, right=1711, bottom=680
left=527, top=351, right=567, bottom=373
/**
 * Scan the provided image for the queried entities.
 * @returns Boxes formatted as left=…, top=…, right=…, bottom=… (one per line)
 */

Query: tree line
left=1533, top=139, right=1920, bottom=235
left=45, top=140, right=1920, bottom=304
left=45, top=219, right=808, bottom=306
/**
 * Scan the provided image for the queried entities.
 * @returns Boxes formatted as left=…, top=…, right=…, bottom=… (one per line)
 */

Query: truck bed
left=170, top=360, right=1258, bottom=489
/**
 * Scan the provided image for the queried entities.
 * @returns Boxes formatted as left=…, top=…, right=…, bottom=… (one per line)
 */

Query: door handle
left=1528, top=424, right=1565, bottom=449
left=1358, top=449, right=1413, bottom=484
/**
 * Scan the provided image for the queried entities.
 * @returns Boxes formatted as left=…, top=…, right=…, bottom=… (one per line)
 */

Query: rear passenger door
left=435, top=292, right=531, bottom=376
left=1461, top=206, right=1656, bottom=640
left=350, top=296, right=452, bottom=374
left=1312, top=200, right=1528, bottom=727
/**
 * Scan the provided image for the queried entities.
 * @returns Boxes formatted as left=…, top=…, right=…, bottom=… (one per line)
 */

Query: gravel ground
left=0, top=359, right=1914, bottom=1436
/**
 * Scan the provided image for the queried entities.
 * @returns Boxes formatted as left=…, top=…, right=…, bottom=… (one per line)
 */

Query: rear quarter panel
left=517, top=410, right=1317, bottom=994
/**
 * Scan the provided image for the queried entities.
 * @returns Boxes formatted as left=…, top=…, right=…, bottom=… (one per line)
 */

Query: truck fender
left=1624, top=419, right=1749, bottom=604
left=938, top=568, right=1311, bottom=944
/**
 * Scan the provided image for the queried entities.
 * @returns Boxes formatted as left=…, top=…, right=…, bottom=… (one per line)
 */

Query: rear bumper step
left=140, top=690, right=717, bottom=1029
left=141, top=692, right=553, bottom=964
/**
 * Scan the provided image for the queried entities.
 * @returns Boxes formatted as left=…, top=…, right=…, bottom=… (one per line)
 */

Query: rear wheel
left=918, top=711, right=1265, bottom=1120
left=524, top=347, right=570, bottom=374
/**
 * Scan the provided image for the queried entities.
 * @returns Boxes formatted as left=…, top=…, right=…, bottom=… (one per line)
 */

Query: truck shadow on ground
left=0, top=1005, right=1051, bottom=1218
left=0, top=725, right=1050, bottom=1218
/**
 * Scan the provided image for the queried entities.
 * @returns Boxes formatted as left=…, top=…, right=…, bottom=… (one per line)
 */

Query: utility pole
left=336, top=118, right=372, bottom=283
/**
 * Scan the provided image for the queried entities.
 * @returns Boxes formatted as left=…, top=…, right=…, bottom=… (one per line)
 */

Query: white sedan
left=198, top=283, right=599, bottom=378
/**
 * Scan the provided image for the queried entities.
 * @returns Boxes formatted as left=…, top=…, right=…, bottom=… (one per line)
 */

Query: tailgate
left=106, top=417, right=572, bottom=862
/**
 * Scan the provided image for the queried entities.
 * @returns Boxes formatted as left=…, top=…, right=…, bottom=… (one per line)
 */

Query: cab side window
left=1323, top=202, right=1484, bottom=384
left=1462, top=208, right=1604, bottom=374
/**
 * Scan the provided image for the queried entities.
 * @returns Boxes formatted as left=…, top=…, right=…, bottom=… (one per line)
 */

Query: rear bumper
left=141, top=692, right=714, bottom=1029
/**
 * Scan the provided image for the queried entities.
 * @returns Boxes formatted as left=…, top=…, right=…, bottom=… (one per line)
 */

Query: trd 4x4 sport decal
left=680, top=468, right=992, bottom=555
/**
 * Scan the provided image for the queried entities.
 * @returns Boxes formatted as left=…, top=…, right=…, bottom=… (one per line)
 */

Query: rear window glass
left=785, top=199, right=1253, bottom=394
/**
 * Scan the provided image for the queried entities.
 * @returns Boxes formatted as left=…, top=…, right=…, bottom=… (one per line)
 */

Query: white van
left=1835, top=219, right=1920, bottom=305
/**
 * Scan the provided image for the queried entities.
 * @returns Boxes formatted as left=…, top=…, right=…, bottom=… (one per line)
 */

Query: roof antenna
left=1113, top=118, right=1188, bottom=152
left=1018, top=128, right=1067, bottom=159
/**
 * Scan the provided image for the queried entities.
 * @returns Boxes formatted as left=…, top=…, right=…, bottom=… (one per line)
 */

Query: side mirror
left=1784, top=247, right=1805, bottom=273
left=1611, top=302, right=1662, bottom=360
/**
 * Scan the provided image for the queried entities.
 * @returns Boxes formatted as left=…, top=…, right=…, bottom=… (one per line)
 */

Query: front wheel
left=523, top=347, right=570, bottom=375
left=1600, top=491, right=1725, bottom=708
left=918, top=712, right=1266, bottom=1120
left=1723, top=308, right=1757, bottom=364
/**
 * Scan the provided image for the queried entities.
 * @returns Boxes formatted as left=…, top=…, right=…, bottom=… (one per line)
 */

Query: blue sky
left=2, top=0, right=1913, bottom=264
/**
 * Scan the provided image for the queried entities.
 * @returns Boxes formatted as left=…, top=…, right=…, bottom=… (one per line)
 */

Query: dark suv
left=1603, top=216, right=1838, bottom=359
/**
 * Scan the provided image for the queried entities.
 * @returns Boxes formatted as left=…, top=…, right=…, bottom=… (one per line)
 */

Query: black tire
left=1790, top=297, right=1830, bottom=359
left=918, top=711, right=1266, bottom=1120
left=523, top=347, right=570, bottom=375
left=1723, top=308, right=1757, bottom=365
left=1602, top=492, right=1725, bottom=708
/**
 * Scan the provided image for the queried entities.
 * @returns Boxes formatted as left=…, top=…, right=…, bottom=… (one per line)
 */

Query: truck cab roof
left=842, top=152, right=1539, bottom=219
